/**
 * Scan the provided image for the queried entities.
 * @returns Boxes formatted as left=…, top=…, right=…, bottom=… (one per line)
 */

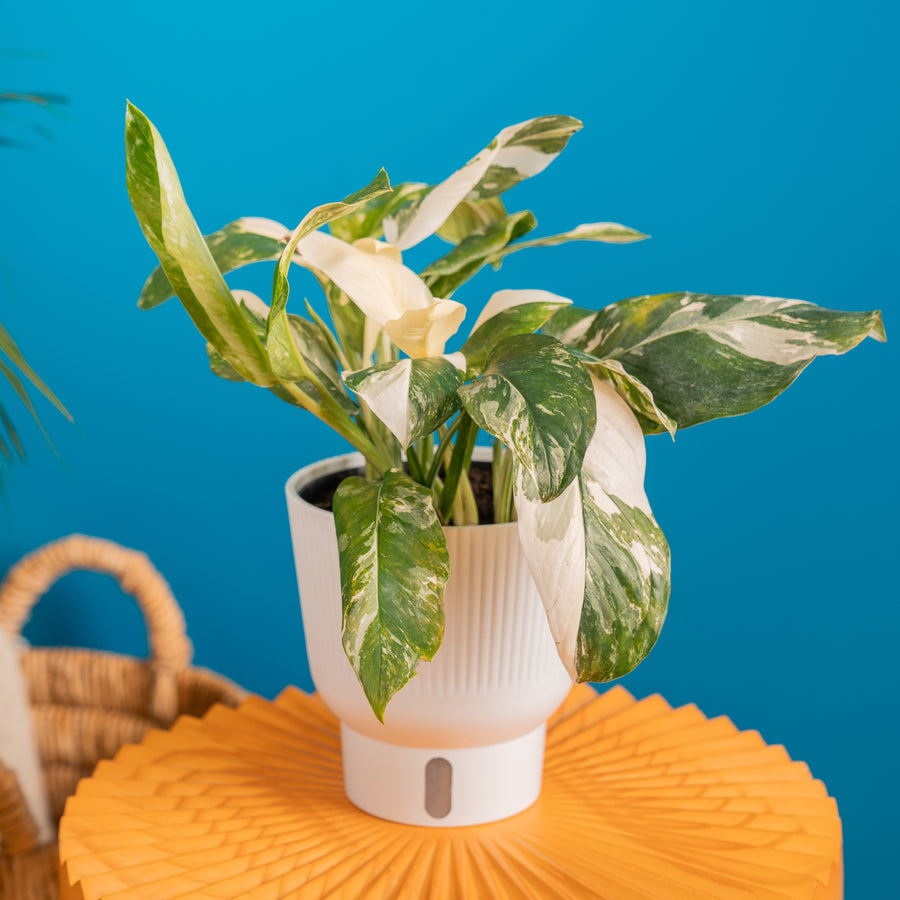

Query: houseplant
left=125, top=103, right=884, bottom=825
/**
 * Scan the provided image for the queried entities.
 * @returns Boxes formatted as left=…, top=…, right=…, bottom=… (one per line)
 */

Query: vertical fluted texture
left=287, top=456, right=573, bottom=749
left=419, top=524, right=566, bottom=696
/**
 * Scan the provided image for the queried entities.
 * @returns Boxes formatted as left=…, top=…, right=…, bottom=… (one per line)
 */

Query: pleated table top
left=58, top=684, right=842, bottom=899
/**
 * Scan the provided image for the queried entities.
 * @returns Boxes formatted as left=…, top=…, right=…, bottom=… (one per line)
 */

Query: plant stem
left=405, top=444, right=425, bottom=483
left=425, top=417, right=462, bottom=487
left=452, top=466, right=479, bottom=525
left=491, top=441, right=517, bottom=523
left=281, top=382, right=393, bottom=473
left=418, top=435, right=434, bottom=475
left=438, top=412, right=478, bottom=523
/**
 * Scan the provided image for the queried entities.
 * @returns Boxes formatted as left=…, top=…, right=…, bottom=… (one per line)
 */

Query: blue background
left=2, top=0, right=897, bottom=893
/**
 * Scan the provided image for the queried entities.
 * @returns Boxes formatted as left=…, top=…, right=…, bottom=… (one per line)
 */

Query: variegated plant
left=125, top=103, right=885, bottom=720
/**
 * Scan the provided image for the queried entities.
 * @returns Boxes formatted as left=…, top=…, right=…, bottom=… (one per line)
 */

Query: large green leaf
left=344, top=355, right=464, bottom=448
left=333, top=470, right=449, bottom=721
left=460, top=289, right=572, bottom=378
left=384, top=115, right=582, bottom=250
left=125, top=102, right=276, bottom=386
left=545, top=293, right=886, bottom=429
left=514, top=377, right=670, bottom=682
left=421, top=211, right=537, bottom=297
left=139, top=217, right=290, bottom=310
left=457, top=333, right=595, bottom=501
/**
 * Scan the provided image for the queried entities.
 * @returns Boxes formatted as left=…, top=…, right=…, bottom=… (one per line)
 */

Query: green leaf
left=421, top=211, right=537, bottom=297
left=275, top=314, right=358, bottom=415
left=224, top=289, right=353, bottom=414
left=322, top=278, right=367, bottom=370
left=571, top=353, right=676, bottom=437
left=329, top=182, right=429, bottom=243
left=125, top=102, right=276, bottom=386
left=139, top=217, right=290, bottom=310
left=545, top=293, right=886, bottom=429
left=344, top=356, right=464, bottom=448
left=384, top=115, right=582, bottom=250
left=0, top=356, right=49, bottom=452
left=458, top=333, right=595, bottom=501
left=514, top=377, right=670, bottom=682
left=333, top=470, right=449, bottom=721
left=268, top=169, right=395, bottom=339
left=490, top=221, right=647, bottom=264
left=295, top=170, right=393, bottom=249
left=0, top=321, right=69, bottom=420
left=206, top=343, right=245, bottom=382
left=0, top=321, right=69, bottom=473
left=0, top=398, right=24, bottom=460
left=460, top=289, right=572, bottom=378
left=435, top=196, right=508, bottom=245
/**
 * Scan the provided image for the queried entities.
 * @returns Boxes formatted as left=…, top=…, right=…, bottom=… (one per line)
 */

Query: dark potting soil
left=300, top=460, right=496, bottom=524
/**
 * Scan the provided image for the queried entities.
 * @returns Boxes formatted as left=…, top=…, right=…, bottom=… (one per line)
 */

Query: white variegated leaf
left=343, top=356, right=463, bottom=448
left=295, top=232, right=431, bottom=319
left=545, top=293, right=886, bottom=429
left=290, top=232, right=465, bottom=358
left=268, top=171, right=393, bottom=334
left=570, top=353, right=677, bottom=437
left=458, top=334, right=595, bottom=501
left=515, top=377, right=670, bottom=682
left=472, top=288, right=572, bottom=333
left=383, top=302, right=467, bottom=359
left=139, top=217, right=291, bottom=310
left=329, top=182, right=428, bottom=243
left=281, top=169, right=392, bottom=259
left=333, top=471, right=449, bottom=721
left=384, top=115, right=582, bottom=250
left=460, top=289, right=573, bottom=377
left=435, top=196, right=508, bottom=245
left=125, top=103, right=275, bottom=386
left=420, top=211, right=537, bottom=298
left=491, top=222, right=648, bottom=264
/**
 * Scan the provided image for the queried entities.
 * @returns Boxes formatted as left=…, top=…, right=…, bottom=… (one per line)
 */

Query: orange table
left=58, top=685, right=842, bottom=899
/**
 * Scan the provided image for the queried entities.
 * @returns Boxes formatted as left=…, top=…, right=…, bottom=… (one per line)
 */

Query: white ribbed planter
left=285, top=450, right=573, bottom=827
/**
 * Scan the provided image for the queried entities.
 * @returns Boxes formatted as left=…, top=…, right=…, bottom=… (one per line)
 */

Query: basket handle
left=0, top=535, right=193, bottom=723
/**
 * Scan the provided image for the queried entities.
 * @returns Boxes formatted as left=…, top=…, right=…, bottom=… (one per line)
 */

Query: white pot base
left=341, top=722, right=547, bottom=827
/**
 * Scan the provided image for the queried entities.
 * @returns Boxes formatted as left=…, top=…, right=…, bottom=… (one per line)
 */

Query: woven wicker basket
left=0, top=535, right=248, bottom=900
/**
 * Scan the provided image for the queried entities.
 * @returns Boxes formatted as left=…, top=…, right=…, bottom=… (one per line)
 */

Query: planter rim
left=285, top=448, right=518, bottom=532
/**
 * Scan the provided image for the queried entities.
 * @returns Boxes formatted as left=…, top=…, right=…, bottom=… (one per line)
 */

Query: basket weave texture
left=0, top=535, right=247, bottom=899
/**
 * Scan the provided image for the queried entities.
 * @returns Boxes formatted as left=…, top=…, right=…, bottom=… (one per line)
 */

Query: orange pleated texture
left=58, top=685, right=842, bottom=899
